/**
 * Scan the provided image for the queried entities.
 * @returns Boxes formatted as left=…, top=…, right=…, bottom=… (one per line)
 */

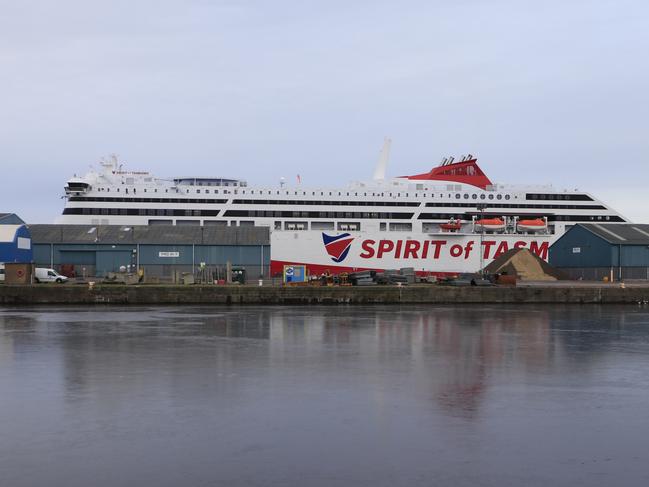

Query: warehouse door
left=59, top=251, right=97, bottom=277
left=96, top=251, right=135, bottom=277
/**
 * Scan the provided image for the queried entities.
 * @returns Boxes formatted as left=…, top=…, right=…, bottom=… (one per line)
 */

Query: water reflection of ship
left=375, top=308, right=554, bottom=417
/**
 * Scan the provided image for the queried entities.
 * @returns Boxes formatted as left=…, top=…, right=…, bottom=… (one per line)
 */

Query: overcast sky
left=1, top=0, right=648, bottom=223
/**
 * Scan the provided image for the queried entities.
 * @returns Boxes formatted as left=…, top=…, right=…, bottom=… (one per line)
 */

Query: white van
left=35, top=268, right=68, bottom=284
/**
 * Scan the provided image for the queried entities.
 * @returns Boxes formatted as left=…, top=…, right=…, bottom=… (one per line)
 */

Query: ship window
left=455, top=194, right=461, bottom=199
left=389, top=222, right=412, bottom=231
left=488, top=194, right=493, bottom=199
left=463, top=194, right=469, bottom=199
left=505, top=195, right=511, bottom=200
left=117, top=188, right=120, bottom=192
left=274, top=221, right=281, bottom=230
left=496, top=194, right=502, bottom=200
left=196, top=190, right=200, bottom=193
left=107, top=188, right=110, bottom=192
left=144, top=189, right=147, bottom=192
left=311, top=221, right=334, bottom=230
left=480, top=194, right=485, bottom=199
left=472, top=194, right=477, bottom=199
left=285, top=221, right=308, bottom=231
left=338, top=222, right=360, bottom=231
left=380, top=222, right=387, bottom=231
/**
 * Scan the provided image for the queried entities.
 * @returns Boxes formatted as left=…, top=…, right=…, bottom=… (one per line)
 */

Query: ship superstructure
left=59, top=150, right=626, bottom=238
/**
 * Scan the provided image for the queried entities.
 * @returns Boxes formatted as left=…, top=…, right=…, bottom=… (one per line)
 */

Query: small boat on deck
left=474, top=218, right=506, bottom=232
left=439, top=219, right=462, bottom=232
left=517, top=218, right=548, bottom=232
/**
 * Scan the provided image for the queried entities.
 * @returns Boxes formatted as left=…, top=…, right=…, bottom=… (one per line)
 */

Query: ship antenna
left=373, top=137, right=391, bottom=180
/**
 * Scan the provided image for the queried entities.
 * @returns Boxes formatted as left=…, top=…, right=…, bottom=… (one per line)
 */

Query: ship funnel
left=373, top=137, right=391, bottom=180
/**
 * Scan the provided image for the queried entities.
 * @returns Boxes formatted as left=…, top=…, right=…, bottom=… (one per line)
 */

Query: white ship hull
left=270, top=230, right=554, bottom=276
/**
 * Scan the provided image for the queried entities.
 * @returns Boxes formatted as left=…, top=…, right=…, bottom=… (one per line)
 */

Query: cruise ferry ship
left=59, top=143, right=627, bottom=275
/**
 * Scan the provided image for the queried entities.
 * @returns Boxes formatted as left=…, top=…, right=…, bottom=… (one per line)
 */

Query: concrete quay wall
left=1, top=284, right=649, bottom=305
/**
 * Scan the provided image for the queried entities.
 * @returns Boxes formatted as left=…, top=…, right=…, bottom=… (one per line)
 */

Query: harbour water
left=1, top=305, right=649, bottom=486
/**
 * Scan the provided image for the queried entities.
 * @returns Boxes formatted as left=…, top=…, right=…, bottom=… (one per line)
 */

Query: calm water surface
left=1, top=305, right=649, bottom=487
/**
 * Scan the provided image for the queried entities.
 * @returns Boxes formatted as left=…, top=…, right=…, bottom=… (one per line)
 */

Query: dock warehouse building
left=0, top=213, right=32, bottom=264
left=28, top=224, right=270, bottom=281
left=549, top=223, right=649, bottom=281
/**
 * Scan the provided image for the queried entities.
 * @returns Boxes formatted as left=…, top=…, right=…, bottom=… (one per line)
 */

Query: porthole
left=496, top=194, right=502, bottom=200
left=472, top=194, right=477, bottom=199
left=480, top=194, right=486, bottom=200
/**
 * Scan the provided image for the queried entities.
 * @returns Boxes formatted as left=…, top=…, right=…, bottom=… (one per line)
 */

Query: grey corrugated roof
left=0, top=213, right=26, bottom=224
left=28, top=224, right=269, bottom=245
left=580, top=223, right=649, bottom=245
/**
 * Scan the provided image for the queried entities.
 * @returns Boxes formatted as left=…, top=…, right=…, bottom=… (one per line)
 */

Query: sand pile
left=484, top=248, right=566, bottom=281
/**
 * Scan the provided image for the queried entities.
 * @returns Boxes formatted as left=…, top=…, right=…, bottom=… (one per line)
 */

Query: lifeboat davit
left=517, top=218, right=547, bottom=232
left=439, top=219, right=462, bottom=232
left=474, top=218, right=506, bottom=232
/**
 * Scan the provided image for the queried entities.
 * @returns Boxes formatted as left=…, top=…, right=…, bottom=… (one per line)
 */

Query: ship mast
left=373, top=137, right=391, bottom=180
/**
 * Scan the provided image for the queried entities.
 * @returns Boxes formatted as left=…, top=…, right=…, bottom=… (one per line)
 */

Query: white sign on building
left=17, top=237, right=31, bottom=250
left=159, top=251, right=180, bottom=258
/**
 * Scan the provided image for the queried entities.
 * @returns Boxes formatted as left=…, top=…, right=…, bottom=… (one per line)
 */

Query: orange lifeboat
left=439, top=219, right=462, bottom=232
left=474, top=218, right=506, bottom=232
left=517, top=218, right=547, bottom=232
